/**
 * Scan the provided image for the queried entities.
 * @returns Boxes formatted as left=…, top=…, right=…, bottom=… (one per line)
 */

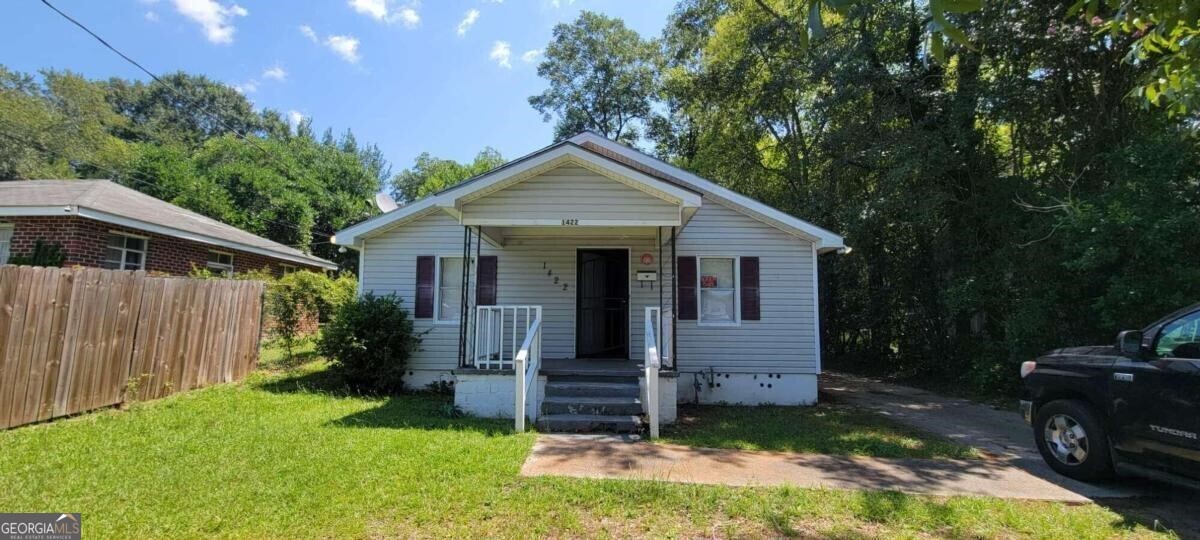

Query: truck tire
left=1033, top=399, right=1114, bottom=481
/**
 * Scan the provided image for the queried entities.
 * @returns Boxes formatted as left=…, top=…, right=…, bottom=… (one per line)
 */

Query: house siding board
left=0, top=216, right=318, bottom=276
left=360, top=212, right=667, bottom=370
left=673, top=203, right=816, bottom=373
left=461, top=166, right=679, bottom=224
left=359, top=201, right=816, bottom=375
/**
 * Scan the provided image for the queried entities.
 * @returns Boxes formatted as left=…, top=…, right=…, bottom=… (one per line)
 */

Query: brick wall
left=1, top=215, right=325, bottom=277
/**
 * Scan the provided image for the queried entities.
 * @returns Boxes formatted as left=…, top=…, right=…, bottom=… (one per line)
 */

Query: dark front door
left=576, top=249, right=629, bottom=359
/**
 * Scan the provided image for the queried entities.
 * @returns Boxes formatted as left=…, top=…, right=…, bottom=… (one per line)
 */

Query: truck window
left=1156, top=310, right=1200, bottom=359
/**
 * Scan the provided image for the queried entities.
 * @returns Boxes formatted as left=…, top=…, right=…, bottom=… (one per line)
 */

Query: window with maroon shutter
left=475, top=255, right=497, bottom=305
left=740, top=257, right=760, bottom=321
left=677, top=256, right=697, bottom=320
left=415, top=255, right=434, bottom=318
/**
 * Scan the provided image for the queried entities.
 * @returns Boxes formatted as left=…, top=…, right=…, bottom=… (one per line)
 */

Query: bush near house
left=319, top=293, right=417, bottom=393
left=188, top=267, right=357, bottom=358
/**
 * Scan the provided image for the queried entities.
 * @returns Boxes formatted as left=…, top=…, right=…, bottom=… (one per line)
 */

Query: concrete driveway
left=821, top=371, right=1197, bottom=536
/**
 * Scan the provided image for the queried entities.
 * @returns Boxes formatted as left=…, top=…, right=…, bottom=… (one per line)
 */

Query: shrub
left=280, top=270, right=357, bottom=322
left=187, top=267, right=360, bottom=358
left=318, top=293, right=417, bottom=393
left=267, top=279, right=306, bottom=359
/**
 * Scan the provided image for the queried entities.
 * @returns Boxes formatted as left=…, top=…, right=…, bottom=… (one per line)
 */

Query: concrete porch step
left=542, top=373, right=640, bottom=383
left=537, top=414, right=643, bottom=433
left=544, top=381, right=640, bottom=398
left=542, top=395, right=642, bottom=416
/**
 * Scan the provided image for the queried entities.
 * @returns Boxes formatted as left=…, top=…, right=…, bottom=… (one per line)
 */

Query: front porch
left=440, top=152, right=694, bottom=436
left=452, top=301, right=678, bottom=437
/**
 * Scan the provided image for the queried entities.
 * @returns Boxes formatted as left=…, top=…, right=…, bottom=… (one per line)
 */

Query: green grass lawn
left=662, top=404, right=980, bottom=459
left=0, top=356, right=1171, bottom=538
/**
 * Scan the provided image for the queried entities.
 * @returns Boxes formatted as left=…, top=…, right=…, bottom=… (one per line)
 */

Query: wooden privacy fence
left=0, top=266, right=264, bottom=429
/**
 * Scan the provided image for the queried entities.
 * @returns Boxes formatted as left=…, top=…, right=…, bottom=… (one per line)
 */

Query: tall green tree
left=0, top=66, right=383, bottom=272
left=390, top=147, right=504, bottom=202
left=104, top=72, right=264, bottom=146
left=650, top=0, right=1200, bottom=396
left=529, top=11, right=662, bottom=144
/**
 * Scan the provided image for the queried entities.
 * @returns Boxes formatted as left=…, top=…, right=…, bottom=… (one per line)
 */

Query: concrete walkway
left=819, top=371, right=1143, bottom=499
left=522, top=434, right=1094, bottom=502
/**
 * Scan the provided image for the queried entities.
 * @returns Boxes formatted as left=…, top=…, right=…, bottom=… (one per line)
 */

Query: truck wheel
left=1033, top=399, right=1114, bottom=481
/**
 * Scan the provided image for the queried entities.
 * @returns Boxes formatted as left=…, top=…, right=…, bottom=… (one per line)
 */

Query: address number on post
left=561, top=219, right=580, bottom=225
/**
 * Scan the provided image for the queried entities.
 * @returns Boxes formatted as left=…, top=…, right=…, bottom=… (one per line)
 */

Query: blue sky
left=2, top=0, right=676, bottom=171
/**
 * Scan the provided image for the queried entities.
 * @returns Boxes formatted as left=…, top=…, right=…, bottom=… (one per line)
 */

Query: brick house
left=0, top=180, right=337, bottom=275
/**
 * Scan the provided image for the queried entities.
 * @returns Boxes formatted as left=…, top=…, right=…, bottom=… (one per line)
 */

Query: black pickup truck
left=1020, top=303, right=1200, bottom=486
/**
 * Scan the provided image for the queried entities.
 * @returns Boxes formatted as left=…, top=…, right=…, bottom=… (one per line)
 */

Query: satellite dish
left=374, top=192, right=398, bottom=212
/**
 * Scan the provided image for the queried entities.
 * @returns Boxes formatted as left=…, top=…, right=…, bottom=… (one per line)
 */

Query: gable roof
left=334, top=133, right=846, bottom=252
left=0, top=180, right=337, bottom=269
left=567, top=132, right=845, bottom=251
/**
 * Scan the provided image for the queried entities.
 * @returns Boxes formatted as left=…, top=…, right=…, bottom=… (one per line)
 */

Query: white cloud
left=232, top=80, right=257, bottom=94
left=347, top=0, right=420, bottom=28
left=550, top=0, right=574, bottom=7
left=144, top=11, right=160, bottom=22
left=325, top=35, right=361, bottom=63
left=287, top=110, right=306, bottom=127
left=456, top=9, right=480, bottom=36
left=348, top=0, right=388, bottom=20
left=395, top=6, right=420, bottom=28
left=171, top=0, right=248, bottom=45
left=299, top=24, right=318, bottom=42
left=489, top=41, right=512, bottom=69
left=262, top=65, right=287, bottom=81
left=520, top=49, right=541, bottom=63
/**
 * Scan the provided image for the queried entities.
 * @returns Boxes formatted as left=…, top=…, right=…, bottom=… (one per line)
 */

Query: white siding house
left=335, top=132, right=845, bottom=434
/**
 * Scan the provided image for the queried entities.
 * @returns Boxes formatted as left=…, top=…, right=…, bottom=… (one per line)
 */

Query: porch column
left=457, top=226, right=475, bottom=367
left=670, top=225, right=677, bottom=370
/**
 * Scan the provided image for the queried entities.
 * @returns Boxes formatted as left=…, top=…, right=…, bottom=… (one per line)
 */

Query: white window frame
left=105, top=231, right=148, bottom=271
left=695, top=255, right=740, bottom=327
left=0, top=223, right=12, bottom=265
left=279, top=263, right=297, bottom=275
left=206, top=250, right=235, bottom=276
left=434, top=255, right=474, bottom=324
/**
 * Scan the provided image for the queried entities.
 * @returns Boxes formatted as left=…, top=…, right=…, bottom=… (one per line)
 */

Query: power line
left=0, top=128, right=336, bottom=242
left=39, top=0, right=311, bottom=192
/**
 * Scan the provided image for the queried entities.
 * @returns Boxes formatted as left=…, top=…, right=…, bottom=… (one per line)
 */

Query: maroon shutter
left=677, top=256, right=697, bottom=320
left=740, top=257, right=761, bottom=321
left=475, top=255, right=497, bottom=305
left=415, top=256, right=435, bottom=318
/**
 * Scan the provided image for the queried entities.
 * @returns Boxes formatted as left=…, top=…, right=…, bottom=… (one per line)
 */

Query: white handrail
left=514, top=317, right=542, bottom=432
left=644, top=306, right=661, bottom=438
left=473, top=305, right=541, bottom=369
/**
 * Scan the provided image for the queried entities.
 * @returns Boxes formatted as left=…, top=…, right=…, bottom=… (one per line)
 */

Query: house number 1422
left=561, top=219, right=579, bottom=225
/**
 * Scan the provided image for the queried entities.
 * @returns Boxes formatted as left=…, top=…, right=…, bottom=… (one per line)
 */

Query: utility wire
left=38, top=0, right=312, bottom=193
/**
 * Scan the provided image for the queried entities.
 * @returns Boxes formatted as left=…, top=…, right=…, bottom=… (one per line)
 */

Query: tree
left=1078, top=0, right=1200, bottom=114
left=528, top=11, right=662, bottom=144
left=390, top=147, right=504, bottom=202
left=104, top=72, right=264, bottom=146
left=0, top=68, right=132, bottom=179
left=0, top=65, right=383, bottom=272
left=652, top=0, right=1200, bottom=398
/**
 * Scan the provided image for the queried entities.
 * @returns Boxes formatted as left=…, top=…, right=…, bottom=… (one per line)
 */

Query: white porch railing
left=514, top=317, right=542, bottom=432
left=473, top=305, right=542, bottom=369
left=644, top=306, right=671, bottom=439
